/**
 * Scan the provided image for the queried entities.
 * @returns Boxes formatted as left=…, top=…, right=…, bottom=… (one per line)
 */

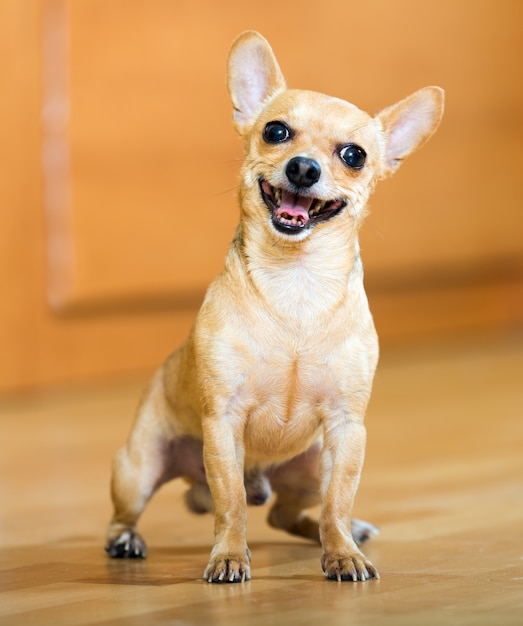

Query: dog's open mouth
left=259, top=179, right=346, bottom=235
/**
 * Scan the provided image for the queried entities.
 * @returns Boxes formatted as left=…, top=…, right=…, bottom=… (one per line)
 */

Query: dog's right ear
left=227, top=31, right=286, bottom=135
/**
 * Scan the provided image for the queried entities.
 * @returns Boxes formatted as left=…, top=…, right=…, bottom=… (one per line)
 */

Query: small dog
left=106, top=31, right=444, bottom=583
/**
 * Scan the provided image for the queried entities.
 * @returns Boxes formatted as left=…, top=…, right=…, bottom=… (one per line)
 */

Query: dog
left=105, top=30, right=444, bottom=583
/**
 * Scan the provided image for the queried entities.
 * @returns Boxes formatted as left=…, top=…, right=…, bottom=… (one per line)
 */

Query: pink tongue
left=274, top=190, right=313, bottom=221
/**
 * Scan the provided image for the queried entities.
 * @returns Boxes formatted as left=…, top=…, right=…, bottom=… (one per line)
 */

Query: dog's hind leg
left=185, top=468, right=272, bottom=515
left=106, top=438, right=161, bottom=559
left=106, top=369, right=202, bottom=558
left=267, top=442, right=379, bottom=545
left=266, top=442, right=322, bottom=542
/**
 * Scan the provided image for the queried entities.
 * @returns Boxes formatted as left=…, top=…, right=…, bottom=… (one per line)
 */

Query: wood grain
left=1, top=335, right=522, bottom=624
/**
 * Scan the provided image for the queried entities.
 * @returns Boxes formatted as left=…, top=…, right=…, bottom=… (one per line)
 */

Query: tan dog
left=106, top=31, right=444, bottom=583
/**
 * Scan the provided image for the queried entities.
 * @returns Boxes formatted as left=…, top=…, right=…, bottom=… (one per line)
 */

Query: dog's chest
left=236, top=326, right=364, bottom=461
left=196, top=250, right=377, bottom=461
left=248, top=258, right=347, bottom=323
left=242, top=354, right=324, bottom=460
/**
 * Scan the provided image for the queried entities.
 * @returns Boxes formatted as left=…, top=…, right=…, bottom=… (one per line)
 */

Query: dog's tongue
left=274, top=190, right=313, bottom=223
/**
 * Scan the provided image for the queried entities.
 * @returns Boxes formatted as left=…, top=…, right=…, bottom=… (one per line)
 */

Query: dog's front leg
left=319, top=418, right=379, bottom=582
left=202, top=416, right=250, bottom=583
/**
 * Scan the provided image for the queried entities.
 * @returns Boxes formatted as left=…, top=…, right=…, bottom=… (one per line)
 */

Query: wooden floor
left=1, top=333, right=523, bottom=625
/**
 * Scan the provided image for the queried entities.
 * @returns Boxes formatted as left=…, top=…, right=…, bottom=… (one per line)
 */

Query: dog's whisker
left=213, top=184, right=241, bottom=198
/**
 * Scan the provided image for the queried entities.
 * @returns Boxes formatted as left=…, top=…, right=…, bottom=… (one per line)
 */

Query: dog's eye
left=263, top=121, right=292, bottom=144
left=339, top=144, right=366, bottom=169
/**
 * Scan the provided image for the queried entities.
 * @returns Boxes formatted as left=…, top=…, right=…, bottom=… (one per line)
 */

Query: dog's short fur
left=106, top=31, right=444, bottom=583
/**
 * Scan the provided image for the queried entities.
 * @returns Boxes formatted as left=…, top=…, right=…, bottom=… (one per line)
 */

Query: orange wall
left=1, top=0, right=522, bottom=390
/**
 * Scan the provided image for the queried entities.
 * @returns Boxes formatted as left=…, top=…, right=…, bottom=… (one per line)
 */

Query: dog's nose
left=286, top=156, right=321, bottom=188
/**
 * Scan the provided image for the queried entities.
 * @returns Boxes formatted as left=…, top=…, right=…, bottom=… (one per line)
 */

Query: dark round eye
left=263, top=121, right=292, bottom=144
left=339, top=144, right=366, bottom=169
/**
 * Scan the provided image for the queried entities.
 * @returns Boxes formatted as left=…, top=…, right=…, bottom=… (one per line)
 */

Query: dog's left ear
left=377, top=86, right=445, bottom=178
left=227, top=31, right=287, bottom=135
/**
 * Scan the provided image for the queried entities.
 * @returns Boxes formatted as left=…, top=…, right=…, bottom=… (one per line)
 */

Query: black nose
left=285, top=156, right=321, bottom=188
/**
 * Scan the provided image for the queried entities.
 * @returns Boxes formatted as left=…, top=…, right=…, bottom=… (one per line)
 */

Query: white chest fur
left=195, top=237, right=378, bottom=465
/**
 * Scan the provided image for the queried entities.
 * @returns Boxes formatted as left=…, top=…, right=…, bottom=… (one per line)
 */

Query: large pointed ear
left=227, top=31, right=287, bottom=135
left=377, top=86, right=444, bottom=178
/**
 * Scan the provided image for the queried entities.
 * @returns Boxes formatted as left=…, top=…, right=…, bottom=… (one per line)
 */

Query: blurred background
left=1, top=0, right=522, bottom=392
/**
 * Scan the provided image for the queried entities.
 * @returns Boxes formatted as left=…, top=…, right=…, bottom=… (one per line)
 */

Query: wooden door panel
left=42, top=0, right=523, bottom=313
left=43, top=0, right=241, bottom=311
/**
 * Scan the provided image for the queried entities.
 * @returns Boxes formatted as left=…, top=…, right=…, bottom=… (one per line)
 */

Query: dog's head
left=227, top=31, right=444, bottom=243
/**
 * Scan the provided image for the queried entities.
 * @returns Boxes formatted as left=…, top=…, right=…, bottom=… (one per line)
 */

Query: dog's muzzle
left=259, top=178, right=346, bottom=235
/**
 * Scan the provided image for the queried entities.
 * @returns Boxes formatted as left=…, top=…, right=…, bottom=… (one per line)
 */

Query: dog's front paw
left=105, top=531, right=147, bottom=559
left=204, top=552, right=251, bottom=583
left=321, top=551, right=379, bottom=582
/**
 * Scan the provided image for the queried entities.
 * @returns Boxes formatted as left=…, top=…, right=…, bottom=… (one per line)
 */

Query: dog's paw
left=351, top=518, right=380, bottom=546
left=204, top=552, right=251, bottom=583
left=184, top=483, right=214, bottom=514
left=245, top=471, right=272, bottom=506
left=321, top=552, right=379, bottom=582
left=105, top=531, right=147, bottom=559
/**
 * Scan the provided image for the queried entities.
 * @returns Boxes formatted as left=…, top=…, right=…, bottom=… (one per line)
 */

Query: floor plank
left=1, top=334, right=522, bottom=625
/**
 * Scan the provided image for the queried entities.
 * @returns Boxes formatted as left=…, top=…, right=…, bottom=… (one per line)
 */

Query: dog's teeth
left=309, top=201, right=325, bottom=217
left=274, top=187, right=281, bottom=205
